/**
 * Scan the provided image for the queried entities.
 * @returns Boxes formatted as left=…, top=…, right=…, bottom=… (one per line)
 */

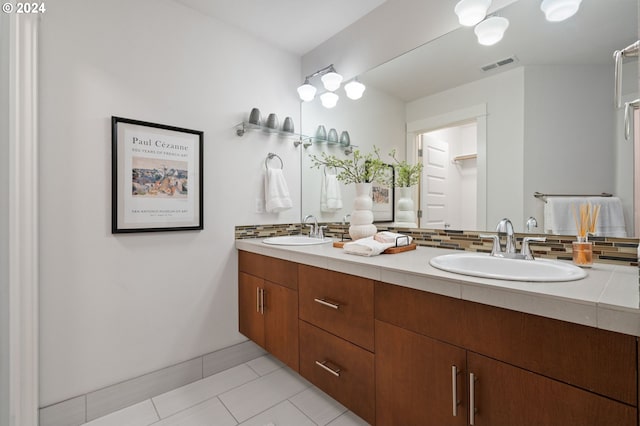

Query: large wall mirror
left=301, top=0, right=639, bottom=236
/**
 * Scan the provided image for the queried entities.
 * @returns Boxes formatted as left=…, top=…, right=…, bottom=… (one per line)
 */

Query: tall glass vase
left=394, top=186, right=417, bottom=228
left=349, top=182, right=377, bottom=240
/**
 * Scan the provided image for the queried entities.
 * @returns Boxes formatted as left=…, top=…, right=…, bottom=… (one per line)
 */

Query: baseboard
left=39, top=340, right=266, bottom=426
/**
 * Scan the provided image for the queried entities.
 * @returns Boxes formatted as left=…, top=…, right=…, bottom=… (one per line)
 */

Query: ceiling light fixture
left=320, top=92, right=339, bottom=109
left=454, top=0, right=492, bottom=27
left=474, top=16, right=509, bottom=46
left=344, top=78, right=366, bottom=100
left=540, top=0, right=582, bottom=22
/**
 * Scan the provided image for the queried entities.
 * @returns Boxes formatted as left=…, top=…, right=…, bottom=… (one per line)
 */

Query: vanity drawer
left=238, top=251, right=297, bottom=290
left=298, top=265, right=374, bottom=351
left=299, top=320, right=375, bottom=425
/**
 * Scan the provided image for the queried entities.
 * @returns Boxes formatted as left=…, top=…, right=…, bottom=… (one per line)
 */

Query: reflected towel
left=264, top=168, right=292, bottom=213
left=321, top=174, right=343, bottom=212
left=543, top=196, right=627, bottom=237
left=374, top=231, right=413, bottom=246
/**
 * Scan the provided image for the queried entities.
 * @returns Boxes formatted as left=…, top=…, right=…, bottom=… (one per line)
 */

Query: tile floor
left=80, top=355, right=370, bottom=426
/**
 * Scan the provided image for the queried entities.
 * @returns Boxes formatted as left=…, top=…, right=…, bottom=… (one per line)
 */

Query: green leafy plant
left=309, top=147, right=387, bottom=185
left=388, top=149, right=423, bottom=187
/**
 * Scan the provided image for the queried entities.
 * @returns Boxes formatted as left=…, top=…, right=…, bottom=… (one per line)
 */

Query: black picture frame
left=372, top=163, right=395, bottom=222
left=111, top=116, right=203, bottom=233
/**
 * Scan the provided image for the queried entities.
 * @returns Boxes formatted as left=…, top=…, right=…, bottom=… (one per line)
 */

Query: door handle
left=452, top=365, right=461, bottom=417
left=470, top=372, right=478, bottom=425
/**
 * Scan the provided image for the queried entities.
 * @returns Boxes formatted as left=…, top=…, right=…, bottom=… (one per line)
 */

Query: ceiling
left=362, top=0, right=637, bottom=102
left=173, top=0, right=387, bottom=56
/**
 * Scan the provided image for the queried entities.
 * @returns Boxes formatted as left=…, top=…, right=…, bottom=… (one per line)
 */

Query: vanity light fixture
left=454, top=0, right=492, bottom=27
left=540, top=0, right=582, bottom=22
left=474, top=16, right=509, bottom=46
left=297, top=64, right=343, bottom=102
left=344, top=78, right=366, bottom=100
left=320, top=92, right=339, bottom=109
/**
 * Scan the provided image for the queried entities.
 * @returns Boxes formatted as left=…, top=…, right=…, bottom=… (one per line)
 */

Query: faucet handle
left=521, top=237, right=546, bottom=260
left=318, top=225, right=328, bottom=239
left=480, top=234, right=501, bottom=256
left=306, top=224, right=315, bottom=237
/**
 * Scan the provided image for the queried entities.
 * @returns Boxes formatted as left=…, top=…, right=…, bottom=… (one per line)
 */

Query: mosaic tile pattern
left=235, top=223, right=640, bottom=267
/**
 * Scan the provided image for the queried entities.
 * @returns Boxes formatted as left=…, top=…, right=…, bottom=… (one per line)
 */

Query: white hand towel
left=587, top=196, right=627, bottom=237
left=374, top=231, right=413, bottom=246
left=343, top=236, right=394, bottom=257
left=543, top=197, right=583, bottom=235
left=264, top=168, right=292, bottom=213
left=322, top=174, right=343, bottom=211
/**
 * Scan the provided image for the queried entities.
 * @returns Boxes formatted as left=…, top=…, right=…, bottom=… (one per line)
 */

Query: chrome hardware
left=525, top=216, right=538, bottom=233
left=318, top=225, right=328, bottom=239
left=521, top=236, right=546, bottom=260
left=256, top=287, right=260, bottom=313
left=314, top=298, right=340, bottom=309
left=260, top=288, right=264, bottom=314
left=625, top=99, right=640, bottom=140
left=496, top=218, right=515, bottom=254
left=315, top=360, right=341, bottom=377
left=452, top=365, right=461, bottom=417
left=470, top=372, right=477, bottom=426
left=479, top=234, right=501, bottom=256
left=614, top=41, right=639, bottom=108
left=342, top=214, right=351, bottom=225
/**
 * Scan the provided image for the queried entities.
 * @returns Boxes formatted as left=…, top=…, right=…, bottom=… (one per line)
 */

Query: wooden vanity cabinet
left=238, top=251, right=298, bottom=371
left=375, top=281, right=637, bottom=426
left=298, top=265, right=376, bottom=424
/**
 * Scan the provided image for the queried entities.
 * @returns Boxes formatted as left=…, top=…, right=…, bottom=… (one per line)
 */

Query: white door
left=421, top=137, right=450, bottom=229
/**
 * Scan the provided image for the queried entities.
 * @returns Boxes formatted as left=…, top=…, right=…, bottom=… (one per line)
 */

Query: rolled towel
left=343, top=236, right=394, bottom=257
left=374, top=231, right=413, bottom=246
left=264, top=168, right=292, bottom=213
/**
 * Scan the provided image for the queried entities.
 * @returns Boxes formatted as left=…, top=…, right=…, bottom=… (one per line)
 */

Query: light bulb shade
left=454, top=0, right=492, bottom=27
left=297, top=82, right=317, bottom=102
left=540, top=0, right=582, bottom=22
left=321, top=71, right=343, bottom=91
left=344, top=79, right=366, bottom=100
left=474, top=16, right=509, bottom=46
left=320, top=92, right=339, bottom=109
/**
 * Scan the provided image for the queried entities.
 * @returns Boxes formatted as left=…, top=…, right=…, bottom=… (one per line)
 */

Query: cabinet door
left=264, top=281, right=299, bottom=372
left=376, top=320, right=467, bottom=426
left=467, top=352, right=637, bottom=426
left=238, top=272, right=265, bottom=348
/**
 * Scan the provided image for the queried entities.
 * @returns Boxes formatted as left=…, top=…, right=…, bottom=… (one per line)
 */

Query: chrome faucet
left=303, top=214, right=318, bottom=237
left=496, top=218, right=516, bottom=255
left=526, top=216, right=538, bottom=233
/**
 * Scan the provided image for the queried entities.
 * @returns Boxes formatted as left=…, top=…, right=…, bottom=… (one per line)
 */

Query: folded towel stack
left=264, top=168, right=292, bottom=213
left=343, top=231, right=413, bottom=257
left=321, top=173, right=343, bottom=212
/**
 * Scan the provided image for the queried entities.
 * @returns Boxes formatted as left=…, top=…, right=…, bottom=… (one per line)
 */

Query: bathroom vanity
left=236, top=239, right=640, bottom=426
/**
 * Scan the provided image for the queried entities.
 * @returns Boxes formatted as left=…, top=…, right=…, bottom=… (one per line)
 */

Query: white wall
left=300, top=86, right=405, bottom=222
left=0, top=10, right=10, bottom=424
left=39, top=0, right=301, bottom=406
left=523, top=65, right=616, bottom=232
left=407, top=68, right=525, bottom=231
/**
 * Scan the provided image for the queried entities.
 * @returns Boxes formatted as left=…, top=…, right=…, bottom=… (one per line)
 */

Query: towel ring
left=265, top=153, right=283, bottom=170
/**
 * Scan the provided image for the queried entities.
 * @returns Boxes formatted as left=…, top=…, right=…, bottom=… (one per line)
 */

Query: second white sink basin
left=263, top=235, right=333, bottom=246
left=429, top=252, right=587, bottom=282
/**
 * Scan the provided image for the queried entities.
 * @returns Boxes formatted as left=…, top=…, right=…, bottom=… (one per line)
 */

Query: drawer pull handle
left=314, top=298, right=340, bottom=309
left=315, top=360, right=341, bottom=377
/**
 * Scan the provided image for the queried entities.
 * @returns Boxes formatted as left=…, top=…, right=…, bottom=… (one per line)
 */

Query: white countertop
left=236, top=238, right=640, bottom=337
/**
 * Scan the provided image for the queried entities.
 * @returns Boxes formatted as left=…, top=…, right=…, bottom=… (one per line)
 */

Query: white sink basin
left=429, top=252, right=587, bottom=282
left=263, top=235, right=333, bottom=246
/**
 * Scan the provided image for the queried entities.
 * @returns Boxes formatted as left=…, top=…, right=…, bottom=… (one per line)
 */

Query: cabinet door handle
left=260, top=288, right=264, bottom=314
left=452, top=365, right=460, bottom=417
left=469, top=372, right=477, bottom=426
left=315, top=360, right=341, bottom=377
left=256, top=287, right=260, bottom=313
left=314, top=298, right=340, bottom=309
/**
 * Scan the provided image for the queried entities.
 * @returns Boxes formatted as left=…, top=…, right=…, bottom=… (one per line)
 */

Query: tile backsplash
left=235, top=223, right=639, bottom=267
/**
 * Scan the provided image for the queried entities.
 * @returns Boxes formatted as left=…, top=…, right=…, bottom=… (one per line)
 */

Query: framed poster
left=112, top=116, right=203, bottom=233
left=372, top=163, right=394, bottom=222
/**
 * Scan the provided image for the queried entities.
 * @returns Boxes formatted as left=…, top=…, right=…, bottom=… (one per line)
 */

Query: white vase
left=349, top=182, right=377, bottom=240
left=394, top=186, right=417, bottom=228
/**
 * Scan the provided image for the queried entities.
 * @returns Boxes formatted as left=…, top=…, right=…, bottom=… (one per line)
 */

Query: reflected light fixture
left=540, top=0, right=582, bottom=22
left=454, top=0, right=492, bottom=27
left=321, top=69, right=343, bottom=91
left=474, top=16, right=509, bottom=46
left=296, top=78, right=316, bottom=102
left=320, top=92, right=339, bottom=109
left=344, top=78, right=366, bottom=100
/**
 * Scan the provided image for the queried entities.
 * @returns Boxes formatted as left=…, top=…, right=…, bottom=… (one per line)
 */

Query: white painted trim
left=8, top=13, right=39, bottom=426
left=406, top=104, right=488, bottom=230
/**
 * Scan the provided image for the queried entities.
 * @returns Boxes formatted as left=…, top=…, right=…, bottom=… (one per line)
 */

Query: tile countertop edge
left=235, top=238, right=640, bottom=337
